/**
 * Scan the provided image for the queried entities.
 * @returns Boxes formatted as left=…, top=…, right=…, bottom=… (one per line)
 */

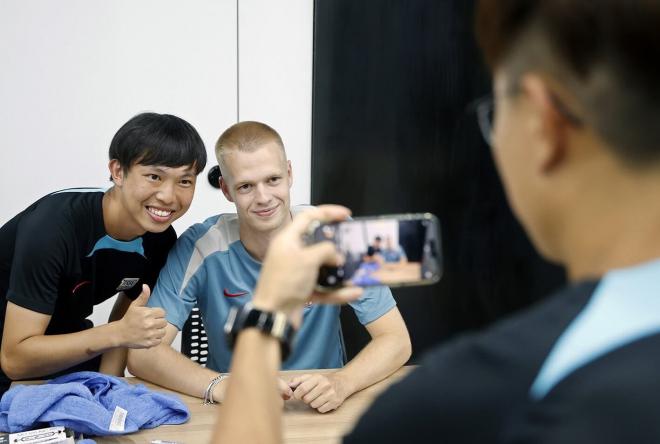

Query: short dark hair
left=109, top=112, right=207, bottom=175
left=475, top=0, right=660, bottom=166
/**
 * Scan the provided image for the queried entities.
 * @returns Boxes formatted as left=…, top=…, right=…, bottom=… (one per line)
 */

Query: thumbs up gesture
left=117, top=284, right=168, bottom=348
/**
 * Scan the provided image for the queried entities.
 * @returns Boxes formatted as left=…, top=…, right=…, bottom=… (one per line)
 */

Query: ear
left=220, top=177, right=234, bottom=203
left=287, top=160, right=293, bottom=188
left=520, top=74, right=569, bottom=173
left=108, top=159, right=125, bottom=185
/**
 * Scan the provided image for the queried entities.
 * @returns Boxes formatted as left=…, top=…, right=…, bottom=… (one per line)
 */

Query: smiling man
left=127, top=121, right=411, bottom=411
left=0, top=112, right=207, bottom=396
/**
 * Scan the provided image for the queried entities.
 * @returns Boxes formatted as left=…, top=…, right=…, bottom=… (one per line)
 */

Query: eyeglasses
left=473, top=92, right=583, bottom=147
left=475, top=95, right=494, bottom=146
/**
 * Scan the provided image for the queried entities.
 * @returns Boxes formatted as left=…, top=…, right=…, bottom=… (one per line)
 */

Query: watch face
left=223, top=303, right=295, bottom=362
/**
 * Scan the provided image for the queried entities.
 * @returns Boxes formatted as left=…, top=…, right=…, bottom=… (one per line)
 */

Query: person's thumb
left=132, top=284, right=151, bottom=307
left=305, top=241, right=341, bottom=268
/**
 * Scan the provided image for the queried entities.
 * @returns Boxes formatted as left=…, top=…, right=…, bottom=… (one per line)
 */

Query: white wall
left=0, top=0, right=239, bottom=230
left=238, top=0, right=313, bottom=207
left=0, top=0, right=313, bottom=350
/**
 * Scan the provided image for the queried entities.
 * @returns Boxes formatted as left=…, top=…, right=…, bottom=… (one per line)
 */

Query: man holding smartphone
left=214, top=0, right=660, bottom=442
left=127, top=121, right=411, bottom=412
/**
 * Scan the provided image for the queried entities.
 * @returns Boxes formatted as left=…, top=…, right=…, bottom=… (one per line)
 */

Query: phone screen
left=311, top=214, right=442, bottom=288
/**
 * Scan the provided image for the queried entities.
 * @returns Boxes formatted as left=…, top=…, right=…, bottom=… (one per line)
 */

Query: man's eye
left=180, top=179, right=193, bottom=187
left=147, top=174, right=161, bottom=181
left=238, top=184, right=251, bottom=193
left=269, top=177, right=281, bottom=185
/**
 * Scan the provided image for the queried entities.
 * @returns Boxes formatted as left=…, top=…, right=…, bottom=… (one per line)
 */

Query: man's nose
left=254, top=183, right=271, bottom=204
left=156, top=181, right=176, bottom=205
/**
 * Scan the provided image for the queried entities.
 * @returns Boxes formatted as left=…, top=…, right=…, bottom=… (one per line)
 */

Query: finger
left=288, top=374, right=311, bottom=389
left=278, top=378, right=293, bottom=400
left=131, top=284, right=151, bottom=307
left=151, top=307, right=166, bottom=318
left=317, top=401, right=337, bottom=414
left=288, top=205, right=351, bottom=237
left=304, top=241, right=342, bottom=267
left=293, top=376, right=320, bottom=400
left=310, top=392, right=332, bottom=410
left=311, top=286, right=364, bottom=305
left=153, top=318, right=168, bottom=329
left=301, top=383, right=327, bottom=404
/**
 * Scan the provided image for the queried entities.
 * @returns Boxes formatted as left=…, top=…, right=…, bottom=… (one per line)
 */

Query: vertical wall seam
left=236, top=0, right=240, bottom=122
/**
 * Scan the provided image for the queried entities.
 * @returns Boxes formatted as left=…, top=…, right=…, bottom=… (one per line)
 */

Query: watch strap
left=224, top=303, right=296, bottom=361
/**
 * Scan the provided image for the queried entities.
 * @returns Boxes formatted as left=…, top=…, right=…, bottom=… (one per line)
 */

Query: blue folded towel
left=0, top=371, right=189, bottom=435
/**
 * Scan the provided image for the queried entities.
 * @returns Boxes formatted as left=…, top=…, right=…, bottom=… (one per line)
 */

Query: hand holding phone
left=305, top=213, right=442, bottom=289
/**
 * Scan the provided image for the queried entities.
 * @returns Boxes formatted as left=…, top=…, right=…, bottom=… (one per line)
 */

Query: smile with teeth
left=147, top=206, right=173, bottom=218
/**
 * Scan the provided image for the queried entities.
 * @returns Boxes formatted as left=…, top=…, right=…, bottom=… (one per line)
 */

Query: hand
left=278, top=377, right=294, bottom=401
left=289, top=373, right=350, bottom=413
left=253, top=205, right=364, bottom=319
left=116, top=284, right=167, bottom=348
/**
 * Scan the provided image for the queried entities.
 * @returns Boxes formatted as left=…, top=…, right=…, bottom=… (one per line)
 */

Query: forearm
left=335, top=330, right=411, bottom=396
left=99, top=347, right=127, bottom=376
left=214, top=329, right=282, bottom=444
left=127, top=343, right=227, bottom=399
left=1, top=321, right=123, bottom=380
left=99, top=292, right=131, bottom=376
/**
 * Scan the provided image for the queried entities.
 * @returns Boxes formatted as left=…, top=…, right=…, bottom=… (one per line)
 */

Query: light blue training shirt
left=149, top=206, right=396, bottom=372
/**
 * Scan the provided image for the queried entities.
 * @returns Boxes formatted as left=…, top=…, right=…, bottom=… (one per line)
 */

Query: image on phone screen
left=312, top=214, right=442, bottom=288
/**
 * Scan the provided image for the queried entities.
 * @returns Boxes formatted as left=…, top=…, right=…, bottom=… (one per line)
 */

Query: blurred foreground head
left=474, top=0, right=660, bottom=277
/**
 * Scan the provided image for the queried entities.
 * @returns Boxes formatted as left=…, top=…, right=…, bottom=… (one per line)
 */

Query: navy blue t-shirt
left=0, top=189, right=175, bottom=390
left=346, top=258, right=660, bottom=443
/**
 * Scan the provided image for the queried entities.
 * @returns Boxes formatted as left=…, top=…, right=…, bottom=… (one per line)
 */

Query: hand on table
left=288, top=373, right=350, bottom=413
left=279, top=377, right=294, bottom=400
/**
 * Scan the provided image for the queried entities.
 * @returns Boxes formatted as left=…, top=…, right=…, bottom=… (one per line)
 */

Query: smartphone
left=305, top=213, right=442, bottom=288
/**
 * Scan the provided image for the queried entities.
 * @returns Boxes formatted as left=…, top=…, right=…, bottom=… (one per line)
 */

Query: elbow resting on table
left=1, top=348, right=36, bottom=380
left=377, top=330, right=413, bottom=368
left=399, top=333, right=413, bottom=365
left=126, top=347, right=153, bottom=377
left=125, top=348, right=141, bottom=377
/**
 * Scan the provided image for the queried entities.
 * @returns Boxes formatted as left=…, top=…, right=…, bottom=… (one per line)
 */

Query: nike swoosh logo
left=71, top=280, right=91, bottom=294
left=223, top=289, right=249, bottom=298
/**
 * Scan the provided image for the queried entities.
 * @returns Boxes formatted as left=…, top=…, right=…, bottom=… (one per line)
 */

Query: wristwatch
left=224, top=302, right=296, bottom=361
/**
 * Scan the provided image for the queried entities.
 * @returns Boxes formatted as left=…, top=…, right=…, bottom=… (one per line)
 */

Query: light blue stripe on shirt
left=86, top=235, right=145, bottom=257
left=52, top=187, right=107, bottom=194
left=530, top=258, right=660, bottom=400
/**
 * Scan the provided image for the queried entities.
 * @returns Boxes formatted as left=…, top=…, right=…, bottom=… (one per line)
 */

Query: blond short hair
left=215, top=121, right=285, bottom=167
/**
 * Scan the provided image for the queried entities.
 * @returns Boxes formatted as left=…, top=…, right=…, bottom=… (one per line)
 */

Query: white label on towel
left=109, top=405, right=128, bottom=432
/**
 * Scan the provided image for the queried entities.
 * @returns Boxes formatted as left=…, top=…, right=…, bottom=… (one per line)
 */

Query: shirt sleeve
left=148, top=225, right=206, bottom=330
left=348, top=285, right=396, bottom=325
left=6, top=208, right=72, bottom=315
